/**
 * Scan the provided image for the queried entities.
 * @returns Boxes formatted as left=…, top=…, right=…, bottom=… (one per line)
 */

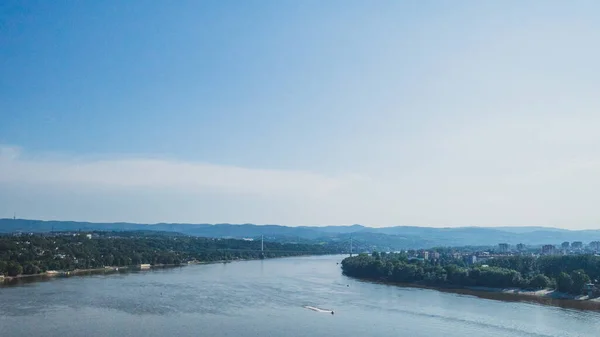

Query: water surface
left=2, top=255, right=600, bottom=337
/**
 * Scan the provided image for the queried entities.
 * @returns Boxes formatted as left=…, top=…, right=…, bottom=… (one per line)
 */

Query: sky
left=1, top=1, right=599, bottom=228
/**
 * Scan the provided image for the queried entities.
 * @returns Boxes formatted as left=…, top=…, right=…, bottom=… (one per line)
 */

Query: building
left=572, top=241, right=583, bottom=249
left=561, top=241, right=570, bottom=249
left=432, top=252, right=440, bottom=259
left=477, top=256, right=490, bottom=264
left=139, top=264, right=151, bottom=270
left=541, top=245, right=556, bottom=255
left=475, top=251, right=490, bottom=264
left=590, top=241, right=600, bottom=251
left=423, top=251, right=429, bottom=260
left=585, top=283, right=596, bottom=297
left=516, top=243, right=525, bottom=251
left=85, top=234, right=92, bottom=239
left=498, top=243, right=509, bottom=253
left=471, top=255, right=477, bottom=264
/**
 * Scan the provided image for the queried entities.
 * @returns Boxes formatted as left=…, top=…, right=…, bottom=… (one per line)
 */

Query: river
left=1, top=255, right=600, bottom=337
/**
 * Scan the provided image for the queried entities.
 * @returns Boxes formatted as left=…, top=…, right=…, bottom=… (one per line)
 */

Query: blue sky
left=1, top=1, right=600, bottom=228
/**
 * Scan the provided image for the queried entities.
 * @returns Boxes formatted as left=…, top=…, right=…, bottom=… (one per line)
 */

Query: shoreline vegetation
left=0, top=231, right=343, bottom=285
left=342, top=253, right=600, bottom=309
left=0, top=258, right=273, bottom=285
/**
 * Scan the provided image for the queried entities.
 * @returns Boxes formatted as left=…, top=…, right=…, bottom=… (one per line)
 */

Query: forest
left=0, top=231, right=342, bottom=277
left=341, top=253, right=599, bottom=295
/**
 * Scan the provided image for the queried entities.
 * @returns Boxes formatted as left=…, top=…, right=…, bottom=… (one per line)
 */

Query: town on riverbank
left=342, top=241, right=600, bottom=301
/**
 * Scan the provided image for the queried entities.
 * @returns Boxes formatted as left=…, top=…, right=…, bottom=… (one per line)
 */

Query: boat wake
left=304, top=305, right=332, bottom=313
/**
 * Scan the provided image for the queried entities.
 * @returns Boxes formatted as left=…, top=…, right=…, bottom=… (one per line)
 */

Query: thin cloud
left=0, top=145, right=366, bottom=199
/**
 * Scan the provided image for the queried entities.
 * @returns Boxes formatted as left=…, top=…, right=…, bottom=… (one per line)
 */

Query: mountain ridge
left=2, top=218, right=600, bottom=250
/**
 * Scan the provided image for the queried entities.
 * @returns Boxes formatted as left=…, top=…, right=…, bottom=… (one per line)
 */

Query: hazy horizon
left=0, top=217, right=592, bottom=232
left=2, top=1, right=599, bottom=229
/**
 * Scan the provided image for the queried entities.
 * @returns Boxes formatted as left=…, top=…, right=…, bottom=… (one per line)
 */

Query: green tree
left=0, top=260, right=7, bottom=275
left=23, top=263, right=41, bottom=275
left=556, top=272, right=573, bottom=293
left=6, top=262, right=23, bottom=277
left=445, top=264, right=470, bottom=285
left=570, top=269, right=591, bottom=295
left=528, top=274, right=551, bottom=289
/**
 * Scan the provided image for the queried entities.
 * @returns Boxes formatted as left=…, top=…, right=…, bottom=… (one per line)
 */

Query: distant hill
left=488, top=226, right=570, bottom=234
left=1, top=218, right=600, bottom=250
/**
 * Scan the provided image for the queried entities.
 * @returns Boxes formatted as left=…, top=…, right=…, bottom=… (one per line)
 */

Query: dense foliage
left=0, top=232, right=342, bottom=277
left=341, top=253, right=599, bottom=295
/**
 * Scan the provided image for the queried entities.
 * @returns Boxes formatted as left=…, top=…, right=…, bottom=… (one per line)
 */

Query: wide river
left=2, top=255, right=600, bottom=337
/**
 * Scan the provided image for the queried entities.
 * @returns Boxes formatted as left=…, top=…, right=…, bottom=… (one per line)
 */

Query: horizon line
left=0, top=217, right=592, bottom=231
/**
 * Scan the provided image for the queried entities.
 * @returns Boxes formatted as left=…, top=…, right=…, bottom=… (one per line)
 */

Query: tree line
left=341, top=253, right=598, bottom=295
left=0, top=231, right=342, bottom=277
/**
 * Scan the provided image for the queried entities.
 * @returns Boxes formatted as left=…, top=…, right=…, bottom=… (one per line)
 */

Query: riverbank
left=465, top=286, right=600, bottom=301
left=364, top=278, right=598, bottom=300
left=0, top=261, right=225, bottom=284
left=1, top=265, right=145, bottom=283
left=351, top=277, right=600, bottom=310
left=0, top=254, right=328, bottom=285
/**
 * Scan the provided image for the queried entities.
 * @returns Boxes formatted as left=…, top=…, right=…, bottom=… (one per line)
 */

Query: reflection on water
left=2, top=255, right=600, bottom=337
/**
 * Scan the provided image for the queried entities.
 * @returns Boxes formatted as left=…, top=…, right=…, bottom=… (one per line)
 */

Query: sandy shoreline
left=352, top=277, right=600, bottom=310
left=465, top=286, right=594, bottom=301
